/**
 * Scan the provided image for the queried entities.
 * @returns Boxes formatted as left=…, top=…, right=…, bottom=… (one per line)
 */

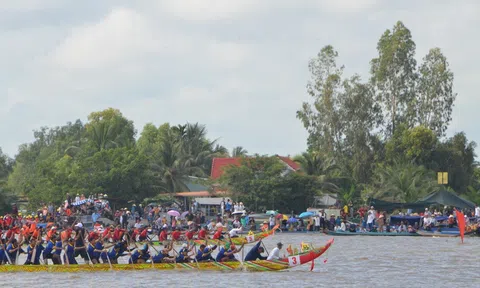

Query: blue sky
left=1, top=0, right=479, bottom=158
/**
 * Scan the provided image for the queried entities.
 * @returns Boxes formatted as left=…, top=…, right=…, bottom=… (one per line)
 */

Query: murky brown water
left=3, top=233, right=480, bottom=288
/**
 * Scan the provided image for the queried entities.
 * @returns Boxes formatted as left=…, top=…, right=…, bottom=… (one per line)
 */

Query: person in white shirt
left=367, top=210, right=375, bottom=230
left=339, top=220, right=346, bottom=231
left=238, top=202, right=244, bottom=212
left=314, top=215, right=320, bottom=231
left=229, top=227, right=243, bottom=238
left=267, top=242, right=283, bottom=261
left=269, top=216, right=275, bottom=229
left=475, top=205, right=480, bottom=218
left=233, top=203, right=239, bottom=213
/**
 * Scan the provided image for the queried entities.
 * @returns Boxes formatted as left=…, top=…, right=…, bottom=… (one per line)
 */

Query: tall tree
left=339, top=75, right=382, bottom=184
left=415, top=48, right=456, bottom=136
left=370, top=21, right=417, bottom=136
left=86, top=108, right=136, bottom=151
left=297, top=45, right=344, bottom=155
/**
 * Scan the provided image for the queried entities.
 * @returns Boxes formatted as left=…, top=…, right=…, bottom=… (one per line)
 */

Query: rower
left=171, top=227, right=182, bottom=241
left=42, top=234, right=57, bottom=264
left=0, top=239, right=7, bottom=264
left=6, top=238, right=25, bottom=264
left=175, top=243, right=193, bottom=263
left=218, top=241, right=244, bottom=262
left=107, top=241, right=130, bottom=264
left=129, top=244, right=150, bottom=264
left=88, top=238, right=106, bottom=264
left=244, top=241, right=267, bottom=261
left=158, top=225, right=169, bottom=242
left=64, top=238, right=78, bottom=265
left=155, top=243, right=175, bottom=263
left=73, top=223, right=89, bottom=264
left=229, top=226, right=243, bottom=238
left=25, top=238, right=41, bottom=265
left=52, top=237, right=63, bottom=265
left=266, top=242, right=283, bottom=261
left=197, top=226, right=208, bottom=240
left=95, top=238, right=111, bottom=264
left=184, top=228, right=195, bottom=241
left=212, top=228, right=223, bottom=240
left=138, top=227, right=149, bottom=242
left=197, top=244, right=217, bottom=262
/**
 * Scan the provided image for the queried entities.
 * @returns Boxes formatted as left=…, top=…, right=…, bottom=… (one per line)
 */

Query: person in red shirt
left=139, top=228, right=148, bottom=242
left=184, top=229, right=195, bottom=240
left=61, top=228, right=73, bottom=242
left=158, top=226, right=168, bottom=242
left=171, top=228, right=182, bottom=241
left=88, top=230, right=99, bottom=242
left=212, top=229, right=223, bottom=240
left=102, top=226, right=113, bottom=241
left=197, top=226, right=208, bottom=240
left=113, top=226, right=125, bottom=242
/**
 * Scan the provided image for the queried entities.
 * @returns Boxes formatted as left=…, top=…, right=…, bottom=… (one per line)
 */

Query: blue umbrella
left=266, top=210, right=278, bottom=216
left=287, top=217, right=298, bottom=223
left=298, top=211, right=314, bottom=218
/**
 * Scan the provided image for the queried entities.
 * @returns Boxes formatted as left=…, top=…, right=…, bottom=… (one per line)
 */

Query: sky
left=1, top=0, right=479, bottom=158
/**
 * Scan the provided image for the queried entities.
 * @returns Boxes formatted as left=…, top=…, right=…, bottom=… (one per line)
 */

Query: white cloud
left=1, top=0, right=480, bottom=159
left=158, top=0, right=261, bottom=21
left=0, top=0, right=60, bottom=11
left=316, top=0, right=379, bottom=13
left=53, top=7, right=190, bottom=70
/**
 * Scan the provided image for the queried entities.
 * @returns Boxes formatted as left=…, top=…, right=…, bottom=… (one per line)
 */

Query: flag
left=455, top=209, right=465, bottom=243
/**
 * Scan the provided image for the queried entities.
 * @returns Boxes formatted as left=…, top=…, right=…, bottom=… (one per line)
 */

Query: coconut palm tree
left=231, top=146, right=248, bottom=157
left=294, top=151, right=339, bottom=192
left=372, top=160, right=440, bottom=203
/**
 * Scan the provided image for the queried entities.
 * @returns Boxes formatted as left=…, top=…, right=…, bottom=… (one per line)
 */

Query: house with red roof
left=210, top=155, right=301, bottom=179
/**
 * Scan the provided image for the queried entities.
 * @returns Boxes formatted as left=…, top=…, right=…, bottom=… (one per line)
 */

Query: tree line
left=1, top=21, right=479, bottom=214
left=294, top=21, right=478, bottom=207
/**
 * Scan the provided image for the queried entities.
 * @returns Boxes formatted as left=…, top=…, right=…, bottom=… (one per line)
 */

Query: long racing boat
left=193, top=225, right=279, bottom=246
left=325, top=230, right=420, bottom=236
left=0, top=238, right=334, bottom=273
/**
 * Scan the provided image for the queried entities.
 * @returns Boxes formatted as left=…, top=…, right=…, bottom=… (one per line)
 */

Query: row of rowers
left=1, top=233, right=283, bottom=265
left=95, top=222, right=247, bottom=242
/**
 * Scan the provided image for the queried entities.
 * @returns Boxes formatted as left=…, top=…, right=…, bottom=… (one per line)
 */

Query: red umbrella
left=276, top=214, right=283, bottom=219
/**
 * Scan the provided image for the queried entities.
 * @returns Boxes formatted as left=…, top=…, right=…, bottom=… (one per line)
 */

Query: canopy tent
left=367, top=198, right=427, bottom=212
left=419, top=190, right=475, bottom=210
left=368, top=190, right=475, bottom=212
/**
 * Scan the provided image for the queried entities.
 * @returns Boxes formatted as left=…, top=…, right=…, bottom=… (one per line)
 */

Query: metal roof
left=194, top=197, right=231, bottom=206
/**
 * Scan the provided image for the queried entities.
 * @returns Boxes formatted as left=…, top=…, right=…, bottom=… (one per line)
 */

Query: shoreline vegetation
left=1, top=21, right=479, bottom=214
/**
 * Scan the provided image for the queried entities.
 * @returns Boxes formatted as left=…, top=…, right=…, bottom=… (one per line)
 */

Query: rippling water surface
left=4, top=233, right=480, bottom=288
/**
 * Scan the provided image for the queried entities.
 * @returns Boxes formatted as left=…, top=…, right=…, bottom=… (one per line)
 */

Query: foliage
left=370, top=21, right=417, bottom=136
left=298, top=21, right=476, bottom=204
left=219, top=155, right=325, bottom=213
left=415, top=48, right=456, bottom=136
left=0, top=148, right=15, bottom=213
left=366, top=161, right=440, bottom=203
left=231, top=146, right=248, bottom=157
left=5, top=110, right=227, bottom=208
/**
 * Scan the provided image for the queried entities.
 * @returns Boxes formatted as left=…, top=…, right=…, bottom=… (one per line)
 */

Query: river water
left=3, top=233, right=479, bottom=288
